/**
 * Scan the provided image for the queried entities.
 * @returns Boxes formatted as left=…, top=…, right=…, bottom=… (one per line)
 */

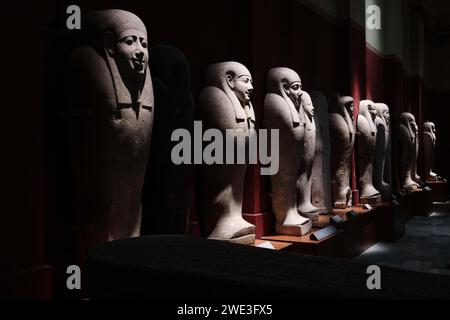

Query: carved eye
left=292, top=85, right=299, bottom=90
left=125, top=39, right=134, bottom=45
left=141, top=42, right=147, bottom=48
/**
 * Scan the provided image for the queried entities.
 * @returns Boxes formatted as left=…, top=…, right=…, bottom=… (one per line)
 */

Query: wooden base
left=375, top=202, right=403, bottom=242
left=261, top=230, right=344, bottom=257
left=254, top=239, right=293, bottom=251
left=261, top=204, right=393, bottom=259
left=427, top=180, right=449, bottom=202
left=254, top=189, right=433, bottom=259
left=401, top=188, right=433, bottom=217
left=332, top=205, right=380, bottom=259
left=359, top=194, right=382, bottom=205
left=312, top=215, right=332, bottom=228
left=376, top=190, right=432, bottom=243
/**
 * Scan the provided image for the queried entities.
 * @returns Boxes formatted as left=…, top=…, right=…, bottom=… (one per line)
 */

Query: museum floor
left=354, top=202, right=450, bottom=275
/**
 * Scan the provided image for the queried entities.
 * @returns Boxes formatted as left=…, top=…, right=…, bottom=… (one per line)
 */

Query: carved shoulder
left=68, top=45, right=116, bottom=117
left=264, top=93, right=297, bottom=129
left=399, top=124, right=413, bottom=142
left=329, top=113, right=347, bottom=133
left=357, top=114, right=370, bottom=133
left=198, top=86, right=237, bottom=129
left=264, top=94, right=288, bottom=117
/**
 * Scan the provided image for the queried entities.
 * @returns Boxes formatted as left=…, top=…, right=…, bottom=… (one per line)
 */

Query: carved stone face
left=368, top=102, right=377, bottom=119
left=406, top=116, right=418, bottom=136
left=382, top=108, right=390, bottom=125
left=345, top=101, right=354, bottom=120
left=230, top=74, right=253, bottom=103
left=283, top=81, right=303, bottom=108
left=375, top=103, right=389, bottom=125
left=411, top=118, right=418, bottom=133
left=113, top=30, right=149, bottom=78
left=424, top=122, right=436, bottom=135
left=301, top=92, right=315, bottom=117
left=400, top=112, right=418, bottom=140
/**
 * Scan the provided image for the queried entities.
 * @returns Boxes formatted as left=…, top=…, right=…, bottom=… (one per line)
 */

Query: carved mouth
left=132, top=59, right=145, bottom=69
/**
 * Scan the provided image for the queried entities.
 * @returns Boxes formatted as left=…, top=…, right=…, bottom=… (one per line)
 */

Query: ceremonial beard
left=121, top=70, right=146, bottom=103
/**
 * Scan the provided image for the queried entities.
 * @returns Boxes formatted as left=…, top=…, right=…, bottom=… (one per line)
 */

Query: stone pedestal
left=427, top=180, right=449, bottom=202
left=360, top=194, right=382, bottom=205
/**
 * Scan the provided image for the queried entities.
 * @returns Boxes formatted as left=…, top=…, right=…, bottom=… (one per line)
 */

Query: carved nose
left=135, top=51, right=144, bottom=60
left=247, top=87, right=253, bottom=94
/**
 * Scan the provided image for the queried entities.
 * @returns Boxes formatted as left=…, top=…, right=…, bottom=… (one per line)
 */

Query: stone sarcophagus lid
left=67, top=10, right=154, bottom=250
left=197, top=61, right=256, bottom=245
left=264, top=67, right=312, bottom=236
left=329, top=95, right=355, bottom=209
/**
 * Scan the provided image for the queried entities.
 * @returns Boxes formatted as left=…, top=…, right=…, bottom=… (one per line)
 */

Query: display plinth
left=261, top=205, right=383, bottom=258
left=260, top=228, right=344, bottom=257
left=400, top=188, right=433, bottom=217
left=374, top=202, right=402, bottom=242
left=254, top=240, right=293, bottom=251
left=312, top=214, right=333, bottom=228
left=359, top=194, right=382, bottom=205
left=427, top=180, right=448, bottom=202
left=257, top=188, right=435, bottom=259
left=332, top=206, right=379, bottom=259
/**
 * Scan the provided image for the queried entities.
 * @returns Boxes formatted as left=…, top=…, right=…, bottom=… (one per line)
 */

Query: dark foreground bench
left=87, top=235, right=450, bottom=300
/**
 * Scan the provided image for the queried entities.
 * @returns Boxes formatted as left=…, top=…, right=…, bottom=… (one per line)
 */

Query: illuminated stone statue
left=357, top=100, right=380, bottom=203
left=399, top=112, right=419, bottom=191
left=68, top=10, right=154, bottom=246
left=264, top=67, right=312, bottom=236
left=297, top=91, right=320, bottom=220
left=412, top=122, right=422, bottom=184
left=329, top=95, right=355, bottom=209
left=373, top=103, right=391, bottom=199
left=198, top=62, right=256, bottom=244
left=423, top=121, right=438, bottom=181
left=310, top=92, right=333, bottom=214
